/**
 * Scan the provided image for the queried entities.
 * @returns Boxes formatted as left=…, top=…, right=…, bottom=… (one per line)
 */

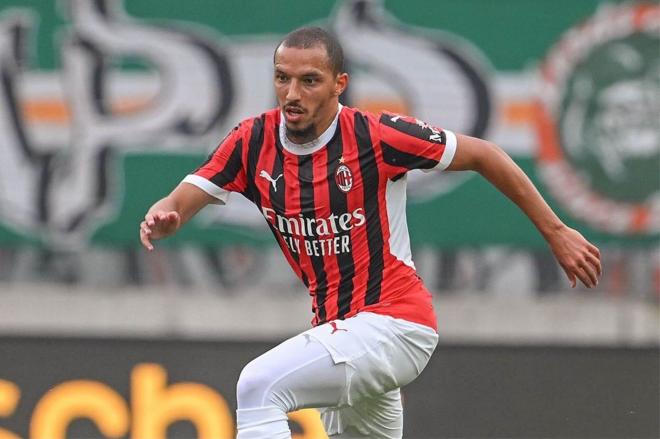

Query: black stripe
left=245, top=116, right=266, bottom=204
left=273, top=136, right=309, bottom=289
left=381, top=140, right=439, bottom=170
left=379, top=113, right=446, bottom=145
left=355, top=113, right=384, bottom=306
left=299, top=154, right=328, bottom=322
left=269, top=146, right=285, bottom=212
left=194, top=124, right=242, bottom=173
left=209, top=138, right=242, bottom=188
left=326, top=132, right=355, bottom=319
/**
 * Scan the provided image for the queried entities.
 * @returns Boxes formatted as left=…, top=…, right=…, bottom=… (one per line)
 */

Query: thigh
left=321, top=389, right=403, bottom=439
left=237, top=332, right=350, bottom=410
left=306, top=313, right=439, bottom=402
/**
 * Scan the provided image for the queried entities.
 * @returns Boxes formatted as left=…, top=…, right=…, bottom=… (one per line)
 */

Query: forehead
left=274, top=45, right=333, bottom=75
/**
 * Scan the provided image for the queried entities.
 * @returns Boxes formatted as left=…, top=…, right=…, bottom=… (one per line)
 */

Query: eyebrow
left=274, top=67, right=324, bottom=77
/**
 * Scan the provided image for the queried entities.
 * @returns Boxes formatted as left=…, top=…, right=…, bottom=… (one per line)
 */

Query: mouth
left=284, top=105, right=305, bottom=123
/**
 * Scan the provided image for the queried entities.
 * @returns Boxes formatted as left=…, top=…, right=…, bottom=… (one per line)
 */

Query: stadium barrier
left=0, top=336, right=657, bottom=438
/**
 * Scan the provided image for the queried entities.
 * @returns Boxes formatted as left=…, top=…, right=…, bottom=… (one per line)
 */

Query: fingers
left=564, top=270, right=577, bottom=288
left=585, top=251, right=602, bottom=276
left=140, top=211, right=179, bottom=250
left=148, top=211, right=179, bottom=224
left=562, top=256, right=600, bottom=288
left=145, top=213, right=156, bottom=227
left=580, top=244, right=602, bottom=287
left=139, top=220, right=154, bottom=251
left=552, top=228, right=602, bottom=289
left=577, top=262, right=598, bottom=288
left=166, top=211, right=180, bottom=222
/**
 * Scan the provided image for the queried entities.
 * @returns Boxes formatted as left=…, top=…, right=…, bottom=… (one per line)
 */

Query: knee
left=237, top=361, right=295, bottom=412
left=236, top=361, right=273, bottom=408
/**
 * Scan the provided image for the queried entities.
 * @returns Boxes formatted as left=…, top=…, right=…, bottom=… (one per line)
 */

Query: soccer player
left=139, top=27, right=601, bottom=439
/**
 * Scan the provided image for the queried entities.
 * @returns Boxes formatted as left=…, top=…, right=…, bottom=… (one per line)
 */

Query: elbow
left=472, top=141, right=504, bottom=174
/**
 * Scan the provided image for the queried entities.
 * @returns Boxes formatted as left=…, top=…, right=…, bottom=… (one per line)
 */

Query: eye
left=275, top=73, right=288, bottom=83
left=303, top=77, right=317, bottom=85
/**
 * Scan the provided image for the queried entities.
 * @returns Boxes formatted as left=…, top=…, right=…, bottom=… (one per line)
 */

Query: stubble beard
left=285, top=123, right=317, bottom=144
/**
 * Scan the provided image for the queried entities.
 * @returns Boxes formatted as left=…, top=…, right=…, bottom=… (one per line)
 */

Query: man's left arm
left=447, top=134, right=601, bottom=288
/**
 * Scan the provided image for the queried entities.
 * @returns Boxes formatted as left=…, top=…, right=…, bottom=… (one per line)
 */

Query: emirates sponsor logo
left=261, top=207, right=365, bottom=237
left=261, top=207, right=366, bottom=256
left=335, top=164, right=353, bottom=193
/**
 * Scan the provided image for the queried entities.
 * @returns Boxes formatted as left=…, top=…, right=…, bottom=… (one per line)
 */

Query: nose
left=286, top=79, right=301, bottom=102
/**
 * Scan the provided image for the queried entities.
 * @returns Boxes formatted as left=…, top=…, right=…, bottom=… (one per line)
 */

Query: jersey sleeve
left=182, top=124, right=248, bottom=205
left=377, top=112, right=457, bottom=178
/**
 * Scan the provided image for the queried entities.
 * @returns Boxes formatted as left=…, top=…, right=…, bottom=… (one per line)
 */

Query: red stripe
left=340, top=111, right=371, bottom=314
left=284, top=150, right=319, bottom=301
left=196, top=121, right=251, bottom=189
left=258, top=118, right=306, bottom=284
left=380, top=123, right=446, bottom=161
left=371, top=117, right=397, bottom=268
left=373, top=117, right=410, bottom=295
left=312, top=148, right=341, bottom=321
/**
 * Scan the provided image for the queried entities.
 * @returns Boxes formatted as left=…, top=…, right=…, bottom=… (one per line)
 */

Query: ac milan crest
left=335, top=164, right=353, bottom=193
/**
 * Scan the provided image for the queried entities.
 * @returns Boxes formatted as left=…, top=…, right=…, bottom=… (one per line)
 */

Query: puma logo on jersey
left=329, top=321, right=347, bottom=334
left=415, top=118, right=429, bottom=129
left=259, top=170, right=283, bottom=191
left=390, top=114, right=444, bottom=143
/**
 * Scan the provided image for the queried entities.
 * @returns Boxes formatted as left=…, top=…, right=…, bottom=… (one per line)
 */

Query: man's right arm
left=447, top=134, right=601, bottom=288
left=139, top=182, right=217, bottom=251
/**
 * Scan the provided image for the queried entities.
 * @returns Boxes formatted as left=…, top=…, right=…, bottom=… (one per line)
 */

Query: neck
left=286, top=102, right=339, bottom=145
left=279, top=103, right=342, bottom=155
left=286, top=126, right=316, bottom=144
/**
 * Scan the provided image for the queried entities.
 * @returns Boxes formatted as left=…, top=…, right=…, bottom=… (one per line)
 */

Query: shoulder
left=229, top=108, right=280, bottom=138
left=338, top=105, right=379, bottom=120
left=342, top=106, right=410, bottom=126
left=245, top=108, right=280, bottom=129
left=338, top=105, right=384, bottom=131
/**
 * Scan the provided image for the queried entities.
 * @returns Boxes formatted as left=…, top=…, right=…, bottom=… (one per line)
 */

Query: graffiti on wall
left=535, top=2, right=659, bottom=235
left=0, top=0, right=493, bottom=247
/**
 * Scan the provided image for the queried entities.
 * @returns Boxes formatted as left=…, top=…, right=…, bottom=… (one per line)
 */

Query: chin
left=286, top=119, right=309, bottom=131
left=286, top=123, right=316, bottom=141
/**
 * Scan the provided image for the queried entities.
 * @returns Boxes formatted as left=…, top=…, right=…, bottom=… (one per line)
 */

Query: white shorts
left=303, top=312, right=439, bottom=437
left=238, top=312, right=438, bottom=438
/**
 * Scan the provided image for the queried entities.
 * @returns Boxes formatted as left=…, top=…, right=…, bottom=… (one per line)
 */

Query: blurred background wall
left=0, top=0, right=658, bottom=438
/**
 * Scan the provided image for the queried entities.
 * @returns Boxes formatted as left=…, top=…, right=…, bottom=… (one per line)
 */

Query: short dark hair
left=276, top=26, right=345, bottom=75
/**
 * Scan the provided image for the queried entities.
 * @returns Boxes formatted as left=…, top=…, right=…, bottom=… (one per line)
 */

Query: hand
left=139, top=211, right=181, bottom=251
left=548, top=226, right=602, bottom=288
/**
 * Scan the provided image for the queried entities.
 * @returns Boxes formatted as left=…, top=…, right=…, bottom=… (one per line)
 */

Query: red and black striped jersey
left=183, top=105, right=457, bottom=331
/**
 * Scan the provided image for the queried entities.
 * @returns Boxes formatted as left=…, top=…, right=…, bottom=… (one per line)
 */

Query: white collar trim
left=279, top=104, right=343, bottom=155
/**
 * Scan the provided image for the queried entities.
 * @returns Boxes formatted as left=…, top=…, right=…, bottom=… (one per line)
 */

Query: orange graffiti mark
left=630, top=207, right=651, bottom=233
left=22, top=99, right=70, bottom=123
left=633, top=3, right=660, bottom=29
left=531, top=101, right=563, bottom=163
left=355, top=99, right=409, bottom=116
left=502, top=100, right=535, bottom=124
left=21, top=98, right=150, bottom=124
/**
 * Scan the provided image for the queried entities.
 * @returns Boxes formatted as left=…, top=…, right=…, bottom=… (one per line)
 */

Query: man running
left=140, top=26, right=601, bottom=439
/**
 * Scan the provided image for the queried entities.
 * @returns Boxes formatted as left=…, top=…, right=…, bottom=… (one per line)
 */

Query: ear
left=335, top=73, right=349, bottom=96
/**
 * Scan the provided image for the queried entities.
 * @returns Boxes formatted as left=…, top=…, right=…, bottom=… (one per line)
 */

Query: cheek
left=274, top=87, right=286, bottom=102
left=308, top=90, right=329, bottom=107
left=275, top=82, right=292, bottom=98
